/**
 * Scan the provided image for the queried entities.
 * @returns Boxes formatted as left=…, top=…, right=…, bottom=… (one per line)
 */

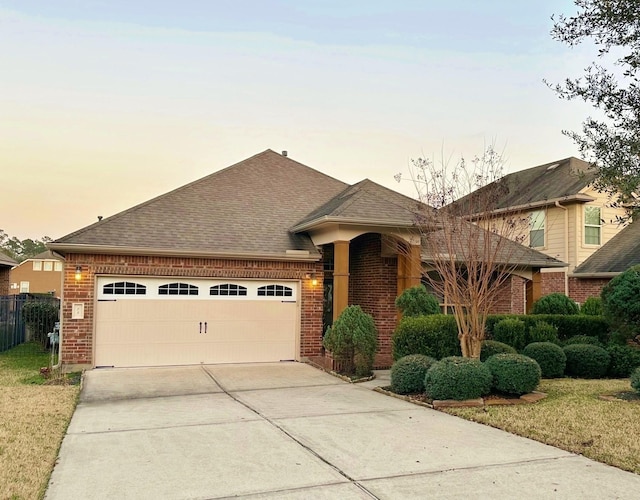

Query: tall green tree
left=549, top=0, right=640, bottom=220
left=0, top=230, right=52, bottom=261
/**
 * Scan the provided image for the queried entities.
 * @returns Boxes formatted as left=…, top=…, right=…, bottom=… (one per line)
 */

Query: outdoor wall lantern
left=305, top=272, right=318, bottom=286
left=74, top=266, right=82, bottom=281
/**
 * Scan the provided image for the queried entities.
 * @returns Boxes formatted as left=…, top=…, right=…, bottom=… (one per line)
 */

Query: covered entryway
left=94, top=277, right=299, bottom=367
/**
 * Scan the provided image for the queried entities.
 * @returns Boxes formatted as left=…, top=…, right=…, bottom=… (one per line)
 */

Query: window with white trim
left=103, top=281, right=147, bottom=295
left=32, top=261, right=42, bottom=271
left=257, top=284, right=293, bottom=297
left=529, top=210, right=545, bottom=248
left=54, top=262, right=63, bottom=272
left=158, top=282, right=199, bottom=296
left=210, top=284, right=247, bottom=296
left=584, top=206, right=601, bottom=245
left=20, top=281, right=29, bottom=293
left=43, top=261, right=53, bottom=271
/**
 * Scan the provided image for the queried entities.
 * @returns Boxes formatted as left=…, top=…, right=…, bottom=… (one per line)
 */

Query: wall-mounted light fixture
left=304, top=272, right=318, bottom=286
left=74, top=266, right=82, bottom=281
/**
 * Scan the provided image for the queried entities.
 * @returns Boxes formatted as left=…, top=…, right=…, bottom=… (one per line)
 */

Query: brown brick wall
left=0, top=268, right=9, bottom=295
left=348, top=233, right=398, bottom=368
left=541, top=272, right=566, bottom=296
left=491, top=275, right=526, bottom=315
left=61, top=253, right=323, bottom=368
left=568, top=277, right=611, bottom=305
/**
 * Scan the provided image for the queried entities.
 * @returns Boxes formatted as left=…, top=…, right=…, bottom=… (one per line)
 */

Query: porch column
left=397, top=244, right=422, bottom=295
left=333, top=240, right=350, bottom=321
left=529, top=270, right=542, bottom=313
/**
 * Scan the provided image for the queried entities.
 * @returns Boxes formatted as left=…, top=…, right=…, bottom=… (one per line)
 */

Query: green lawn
left=443, top=378, right=640, bottom=474
left=0, top=343, right=79, bottom=499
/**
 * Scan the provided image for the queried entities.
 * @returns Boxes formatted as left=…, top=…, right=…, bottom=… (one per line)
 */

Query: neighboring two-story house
left=9, top=250, right=63, bottom=297
left=448, top=157, right=628, bottom=310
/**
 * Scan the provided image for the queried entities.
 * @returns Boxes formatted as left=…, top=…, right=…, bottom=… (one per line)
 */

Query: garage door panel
left=95, top=278, right=299, bottom=367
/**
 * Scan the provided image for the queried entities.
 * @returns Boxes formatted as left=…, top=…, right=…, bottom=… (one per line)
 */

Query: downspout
left=555, top=201, right=569, bottom=296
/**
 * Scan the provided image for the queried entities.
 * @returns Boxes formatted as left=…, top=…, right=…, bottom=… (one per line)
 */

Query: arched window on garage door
left=158, top=282, right=199, bottom=296
left=103, top=281, right=147, bottom=295
left=257, top=284, right=293, bottom=297
left=210, top=284, right=248, bottom=296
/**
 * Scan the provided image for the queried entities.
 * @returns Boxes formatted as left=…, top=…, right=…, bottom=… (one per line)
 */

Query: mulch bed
left=599, top=391, right=640, bottom=403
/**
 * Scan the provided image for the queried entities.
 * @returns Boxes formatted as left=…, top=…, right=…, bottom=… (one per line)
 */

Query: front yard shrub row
left=492, top=319, right=527, bottom=351
left=528, top=321, right=559, bottom=344
left=390, top=354, right=436, bottom=394
left=606, top=344, right=640, bottom=378
left=485, top=314, right=610, bottom=344
left=392, top=315, right=461, bottom=361
left=484, top=353, right=541, bottom=395
left=521, top=342, right=566, bottom=378
left=479, top=340, right=516, bottom=361
left=395, top=285, right=441, bottom=317
left=424, top=357, right=492, bottom=401
left=601, top=264, right=640, bottom=344
left=563, top=344, right=610, bottom=379
left=580, top=296, right=603, bottom=316
left=631, top=367, right=640, bottom=393
left=532, top=293, right=580, bottom=315
left=564, top=335, right=603, bottom=347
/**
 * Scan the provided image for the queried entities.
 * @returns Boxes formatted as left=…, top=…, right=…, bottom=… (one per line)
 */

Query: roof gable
left=0, top=252, right=17, bottom=267
left=53, top=150, right=348, bottom=258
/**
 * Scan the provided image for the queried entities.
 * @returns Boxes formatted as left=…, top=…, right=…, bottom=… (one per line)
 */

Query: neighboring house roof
left=0, top=252, right=17, bottom=268
left=50, top=150, right=348, bottom=260
left=448, top=157, right=596, bottom=215
left=572, top=221, right=640, bottom=276
left=29, top=250, right=62, bottom=261
left=291, top=179, right=426, bottom=231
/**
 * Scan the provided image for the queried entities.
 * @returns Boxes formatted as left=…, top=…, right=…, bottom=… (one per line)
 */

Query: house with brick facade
left=49, top=150, right=563, bottom=371
left=8, top=250, right=63, bottom=297
left=0, top=252, right=18, bottom=295
left=448, top=157, right=628, bottom=310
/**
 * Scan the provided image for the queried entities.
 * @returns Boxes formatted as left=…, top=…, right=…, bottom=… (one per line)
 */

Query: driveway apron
left=46, top=363, right=640, bottom=499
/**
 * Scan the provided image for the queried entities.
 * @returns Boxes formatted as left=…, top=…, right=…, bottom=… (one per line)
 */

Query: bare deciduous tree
left=398, top=147, right=533, bottom=358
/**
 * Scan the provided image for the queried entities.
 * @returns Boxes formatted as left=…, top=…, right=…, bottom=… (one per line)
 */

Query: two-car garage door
left=94, top=277, right=299, bottom=367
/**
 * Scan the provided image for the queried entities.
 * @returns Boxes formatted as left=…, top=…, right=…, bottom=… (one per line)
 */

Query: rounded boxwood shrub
left=532, top=293, right=579, bottom=315
left=395, top=285, right=441, bottom=317
left=424, top=357, right=492, bottom=401
left=564, top=335, right=604, bottom=348
left=563, top=344, right=611, bottom=379
left=484, top=353, right=541, bottom=395
left=601, top=264, right=640, bottom=343
left=580, top=296, right=603, bottom=316
left=392, top=315, right=461, bottom=360
left=522, top=342, right=566, bottom=378
left=492, top=318, right=527, bottom=351
left=606, top=344, right=640, bottom=378
left=631, top=367, right=640, bottom=393
left=528, top=321, right=559, bottom=344
left=390, top=354, right=437, bottom=394
left=480, top=340, right=517, bottom=362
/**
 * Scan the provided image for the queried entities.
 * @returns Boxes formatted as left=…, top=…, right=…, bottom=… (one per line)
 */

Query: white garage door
left=94, top=277, right=299, bottom=367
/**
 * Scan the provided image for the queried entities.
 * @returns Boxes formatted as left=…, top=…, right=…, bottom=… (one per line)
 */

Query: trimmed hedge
left=528, top=321, right=559, bottom=344
left=606, top=345, right=640, bottom=378
left=480, top=340, right=517, bottom=362
left=532, top=293, right=579, bottom=315
left=563, top=344, right=611, bottom=379
left=395, top=285, right=441, bottom=317
left=631, top=367, right=640, bottom=393
left=492, top=318, right=527, bottom=351
left=486, top=314, right=610, bottom=344
left=522, top=342, right=566, bottom=378
left=424, top=357, right=492, bottom=401
left=390, top=354, right=437, bottom=394
left=484, top=353, right=541, bottom=395
left=580, top=297, right=603, bottom=316
left=564, top=335, right=604, bottom=348
left=392, top=315, right=461, bottom=361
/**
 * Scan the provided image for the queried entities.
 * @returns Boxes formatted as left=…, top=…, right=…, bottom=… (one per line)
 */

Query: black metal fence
left=0, top=294, right=60, bottom=353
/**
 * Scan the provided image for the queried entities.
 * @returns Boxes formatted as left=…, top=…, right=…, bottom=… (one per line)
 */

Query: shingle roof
left=573, top=221, right=640, bottom=275
left=291, top=179, right=427, bottom=230
left=31, top=250, right=61, bottom=260
left=448, top=157, right=596, bottom=215
left=51, top=150, right=348, bottom=259
left=0, top=252, right=17, bottom=267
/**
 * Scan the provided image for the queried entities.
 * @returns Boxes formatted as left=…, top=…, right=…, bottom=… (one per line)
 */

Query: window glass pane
left=530, top=229, right=544, bottom=248
left=585, top=226, right=601, bottom=245
left=54, top=262, right=62, bottom=272
left=32, top=261, right=42, bottom=271
left=585, top=206, right=601, bottom=225
left=43, top=261, right=53, bottom=271
left=530, top=210, right=545, bottom=230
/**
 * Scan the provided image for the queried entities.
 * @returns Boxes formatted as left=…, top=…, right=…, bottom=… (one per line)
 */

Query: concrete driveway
left=46, top=363, right=640, bottom=499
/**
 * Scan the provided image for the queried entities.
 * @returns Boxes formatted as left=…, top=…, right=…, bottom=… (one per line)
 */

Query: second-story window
left=529, top=210, right=545, bottom=248
left=584, top=206, right=602, bottom=245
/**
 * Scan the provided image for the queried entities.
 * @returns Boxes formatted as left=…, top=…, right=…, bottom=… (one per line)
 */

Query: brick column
left=333, top=240, right=350, bottom=321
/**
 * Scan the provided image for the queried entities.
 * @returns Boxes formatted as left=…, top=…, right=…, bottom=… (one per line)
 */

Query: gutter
left=47, top=244, right=322, bottom=262
left=290, top=216, right=419, bottom=233
left=568, top=272, right=621, bottom=279
left=461, top=194, right=595, bottom=220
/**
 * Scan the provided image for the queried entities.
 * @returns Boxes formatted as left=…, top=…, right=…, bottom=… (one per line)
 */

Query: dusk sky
left=1, top=1, right=596, bottom=240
